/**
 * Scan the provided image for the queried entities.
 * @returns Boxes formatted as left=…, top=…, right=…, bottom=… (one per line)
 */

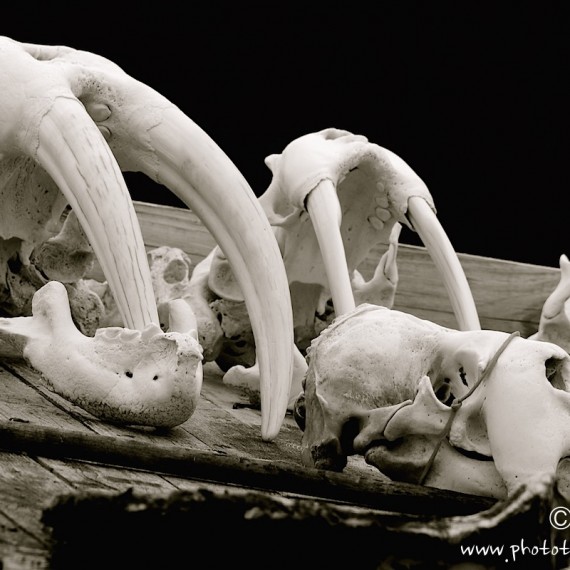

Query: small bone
left=530, top=253, right=570, bottom=352
left=382, top=375, right=452, bottom=441
left=3, top=255, right=46, bottom=316
left=352, top=222, right=401, bottom=308
left=147, top=246, right=194, bottom=309
left=65, top=280, right=106, bottom=337
left=208, top=248, right=244, bottom=302
left=224, top=343, right=308, bottom=412
left=185, top=251, right=224, bottom=362
left=31, top=208, right=94, bottom=283
left=210, top=297, right=256, bottom=372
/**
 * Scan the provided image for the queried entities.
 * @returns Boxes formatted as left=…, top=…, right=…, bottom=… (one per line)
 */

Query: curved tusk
left=408, top=196, right=480, bottom=331
left=306, top=179, right=356, bottom=316
left=129, top=108, right=294, bottom=440
left=34, top=97, right=158, bottom=331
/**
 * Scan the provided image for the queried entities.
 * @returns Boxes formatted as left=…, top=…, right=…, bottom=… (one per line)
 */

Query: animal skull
left=187, top=128, right=480, bottom=404
left=297, top=303, right=570, bottom=504
left=0, top=36, right=294, bottom=439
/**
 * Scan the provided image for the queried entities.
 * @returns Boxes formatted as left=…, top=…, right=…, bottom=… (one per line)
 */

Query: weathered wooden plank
left=0, top=450, right=73, bottom=567
left=0, top=365, right=95, bottom=430
left=0, top=420, right=494, bottom=517
left=2, top=361, right=230, bottom=452
left=134, top=201, right=216, bottom=260
left=1, top=358, right=310, bottom=472
left=2, top=357, right=307, bottom=461
left=0, top=509, right=50, bottom=570
left=38, top=457, right=178, bottom=496
left=373, top=244, right=560, bottom=335
left=0, top=544, right=50, bottom=570
left=129, top=200, right=560, bottom=335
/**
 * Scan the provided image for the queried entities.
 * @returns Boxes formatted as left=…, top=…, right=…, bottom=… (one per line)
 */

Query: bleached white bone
left=300, top=303, right=570, bottom=500
left=31, top=208, right=94, bottom=283
left=258, top=127, right=480, bottom=330
left=0, top=281, right=203, bottom=427
left=530, top=253, right=570, bottom=352
left=148, top=246, right=194, bottom=310
left=224, top=343, right=309, bottom=411
left=352, top=222, right=401, bottom=307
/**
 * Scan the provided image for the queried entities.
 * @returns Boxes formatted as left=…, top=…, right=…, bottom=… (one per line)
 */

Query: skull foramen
left=297, top=303, right=570, bottom=500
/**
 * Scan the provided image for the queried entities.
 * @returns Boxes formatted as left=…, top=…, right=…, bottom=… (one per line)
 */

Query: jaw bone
left=0, top=281, right=203, bottom=427
left=0, top=36, right=294, bottom=439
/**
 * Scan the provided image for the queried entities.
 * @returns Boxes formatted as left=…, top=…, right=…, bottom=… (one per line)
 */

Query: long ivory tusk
left=408, top=196, right=480, bottom=331
left=125, top=108, right=294, bottom=440
left=34, top=97, right=158, bottom=331
left=306, top=180, right=356, bottom=316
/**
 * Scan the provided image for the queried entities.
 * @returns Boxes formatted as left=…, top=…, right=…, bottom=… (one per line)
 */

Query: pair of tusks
left=0, top=37, right=293, bottom=440
left=305, top=179, right=480, bottom=331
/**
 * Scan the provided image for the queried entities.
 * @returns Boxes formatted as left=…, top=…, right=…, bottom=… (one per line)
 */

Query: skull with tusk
left=0, top=36, right=294, bottom=439
left=297, top=303, right=570, bottom=510
left=187, top=127, right=480, bottom=407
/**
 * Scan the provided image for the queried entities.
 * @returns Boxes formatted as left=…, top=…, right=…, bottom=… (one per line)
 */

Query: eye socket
left=434, top=378, right=455, bottom=406
left=545, top=356, right=568, bottom=391
left=339, top=417, right=361, bottom=456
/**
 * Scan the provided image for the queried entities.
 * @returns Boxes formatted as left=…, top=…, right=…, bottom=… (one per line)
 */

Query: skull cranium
left=297, top=303, right=570, bottom=502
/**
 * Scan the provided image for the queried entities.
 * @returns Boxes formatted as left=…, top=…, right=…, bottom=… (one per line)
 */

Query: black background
left=5, top=2, right=569, bottom=267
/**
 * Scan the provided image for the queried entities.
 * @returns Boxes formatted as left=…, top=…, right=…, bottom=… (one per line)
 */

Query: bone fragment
left=530, top=253, right=570, bottom=352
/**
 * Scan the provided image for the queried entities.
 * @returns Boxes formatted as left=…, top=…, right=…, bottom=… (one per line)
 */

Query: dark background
left=5, top=2, right=569, bottom=267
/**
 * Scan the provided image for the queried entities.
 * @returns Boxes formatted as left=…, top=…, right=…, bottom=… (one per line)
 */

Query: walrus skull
left=0, top=36, right=294, bottom=439
left=297, top=303, right=570, bottom=503
left=187, top=128, right=480, bottom=404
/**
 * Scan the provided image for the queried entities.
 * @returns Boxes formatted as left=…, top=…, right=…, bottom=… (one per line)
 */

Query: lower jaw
left=364, top=441, right=493, bottom=485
